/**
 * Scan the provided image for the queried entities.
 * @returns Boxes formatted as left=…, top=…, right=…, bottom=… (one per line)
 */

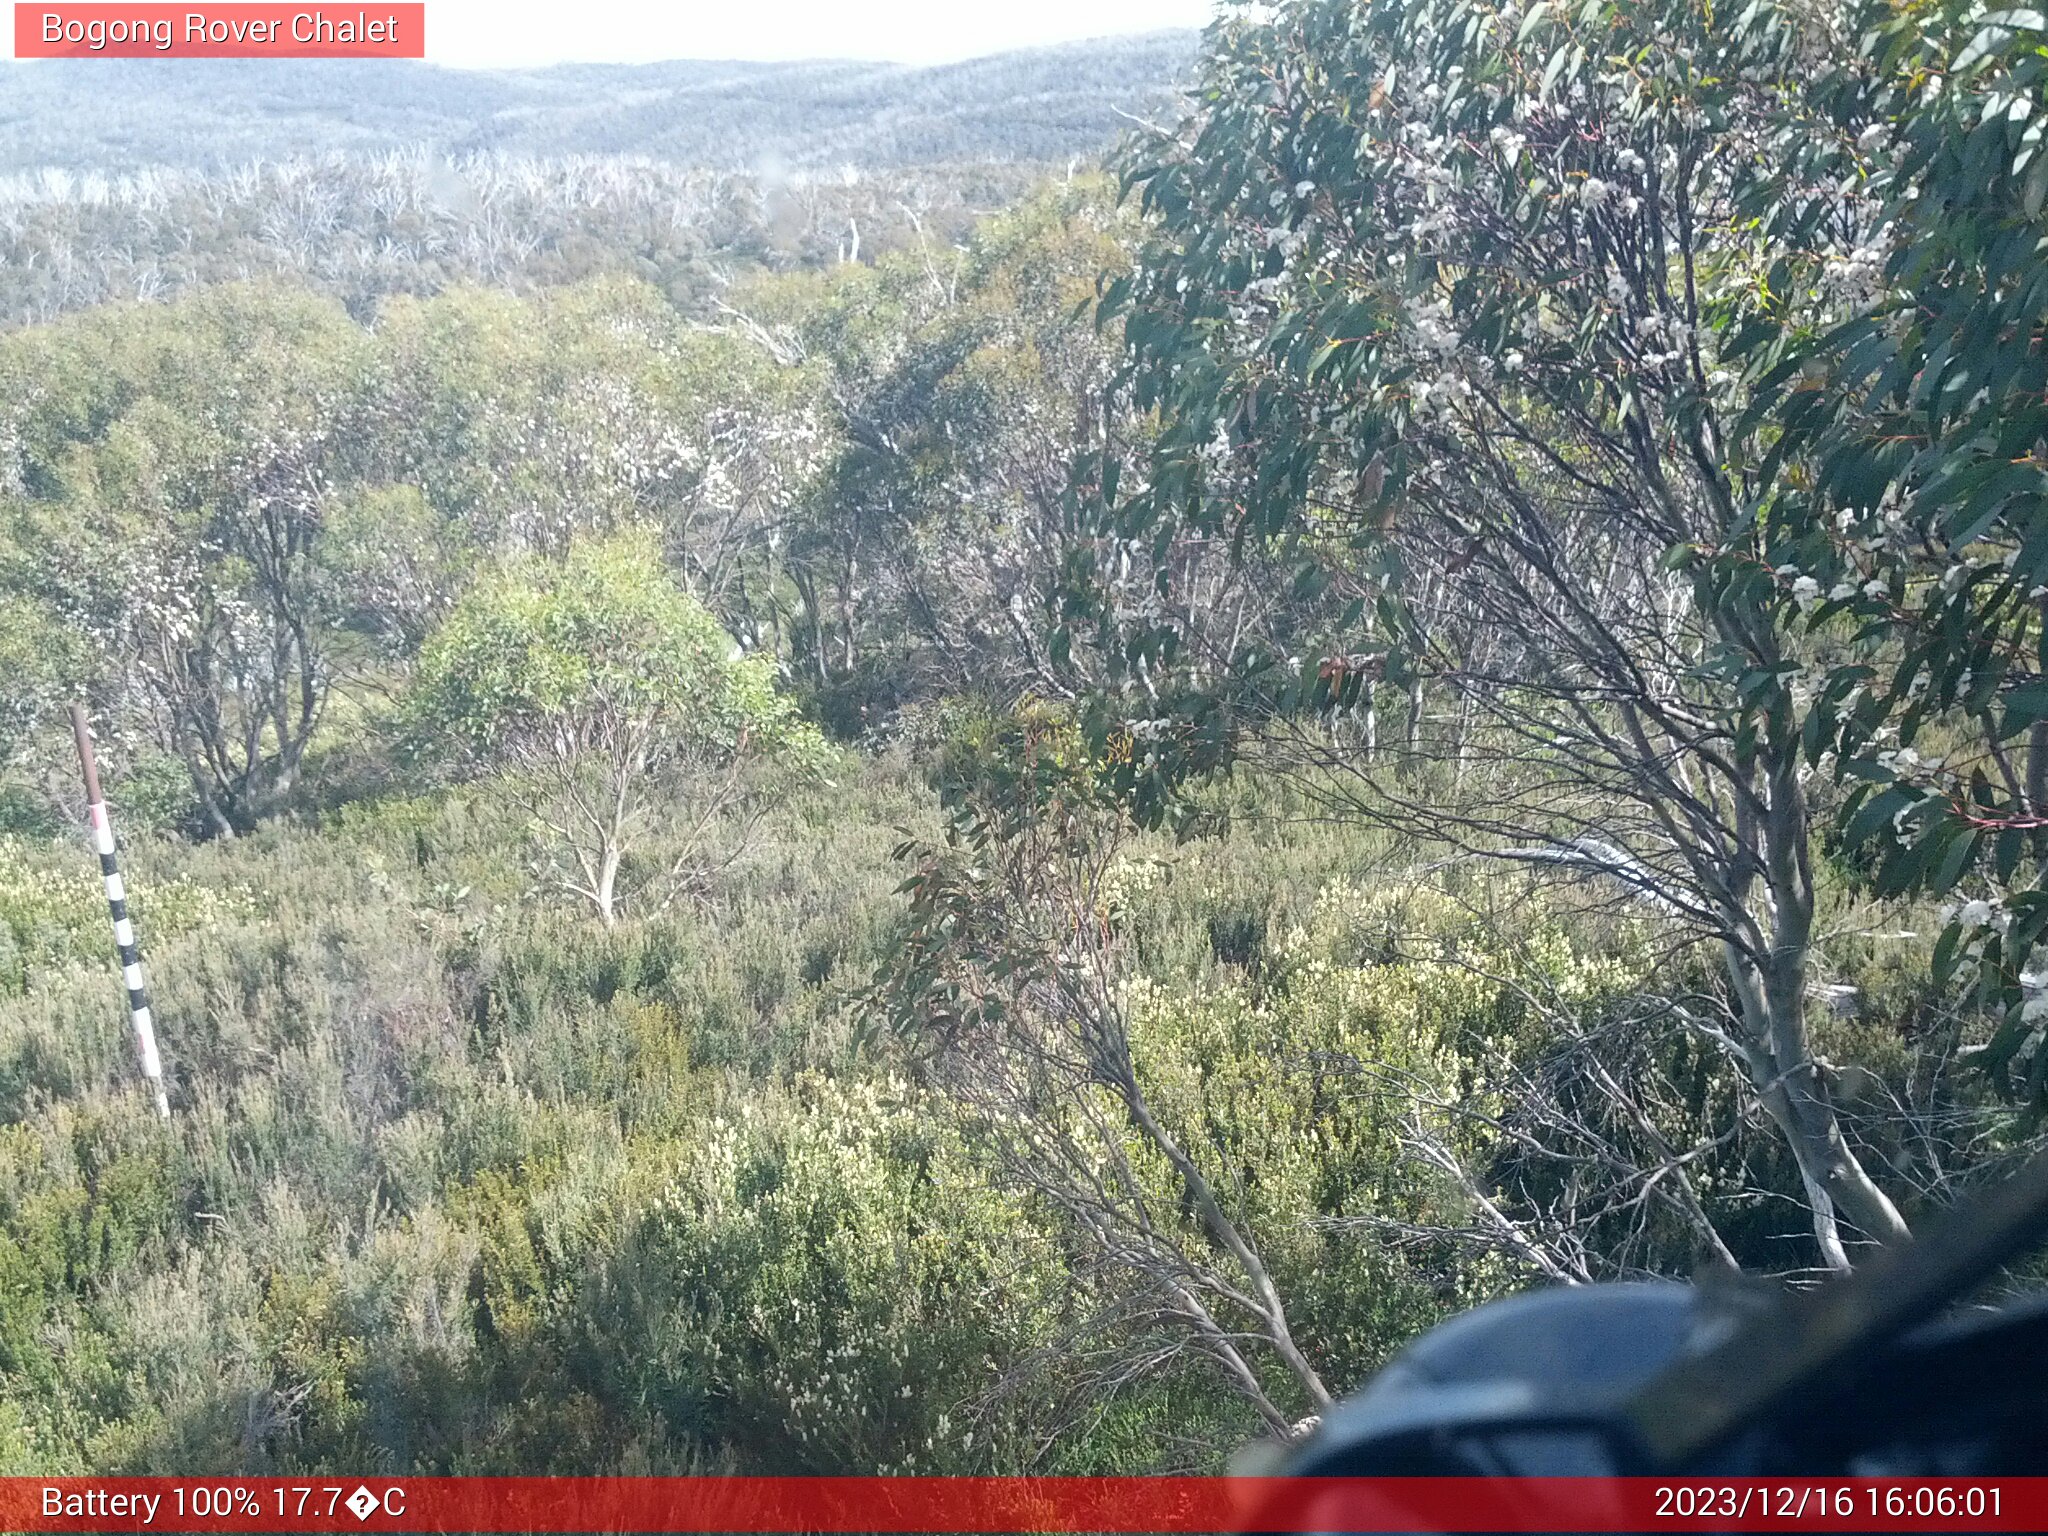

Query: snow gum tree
left=406, top=528, right=820, bottom=927
left=1737, top=7, right=2048, bottom=1114
left=1077, top=0, right=1919, bottom=1267
left=0, top=284, right=373, bottom=834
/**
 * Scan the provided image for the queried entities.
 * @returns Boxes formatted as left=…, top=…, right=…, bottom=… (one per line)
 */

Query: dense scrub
left=6, top=0, right=2047, bottom=1475
left=0, top=742, right=1987, bottom=1471
left=0, top=768, right=964, bottom=1464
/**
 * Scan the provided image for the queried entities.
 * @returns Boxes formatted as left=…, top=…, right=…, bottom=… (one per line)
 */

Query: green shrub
left=593, top=1074, right=1069, bottom=1472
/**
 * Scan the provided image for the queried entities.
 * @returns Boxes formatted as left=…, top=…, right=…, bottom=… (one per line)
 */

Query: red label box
left=4, top=1477, right=2048, bottom=1534
left=14, top=3, right=424, bottom=57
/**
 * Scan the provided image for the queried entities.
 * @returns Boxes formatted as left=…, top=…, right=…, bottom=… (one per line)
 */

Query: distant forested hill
left=0, top=32, right=1196, bottom=174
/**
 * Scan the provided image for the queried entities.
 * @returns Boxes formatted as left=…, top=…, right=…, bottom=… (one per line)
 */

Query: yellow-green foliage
left=0, top=837, right=258, bottom=996
left=0, top=743, right=1970, bottom=1476
left=0, top=160, right=1994, bottom=1479
left=1113, top=876, right=1647, bottom=1383
left=625, top=1074, right=1069, bottom=1472
left=0, top=757, right=1122, bottom=1474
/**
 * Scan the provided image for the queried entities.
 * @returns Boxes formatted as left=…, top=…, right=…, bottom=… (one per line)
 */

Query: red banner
left=13, top=5, right=424, bottom=58
left=2, top=1477, right=2044, bottom=1533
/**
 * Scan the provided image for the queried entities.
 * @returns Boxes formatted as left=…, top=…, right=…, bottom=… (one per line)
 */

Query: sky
left=425, top=0, right=1221, bottom=68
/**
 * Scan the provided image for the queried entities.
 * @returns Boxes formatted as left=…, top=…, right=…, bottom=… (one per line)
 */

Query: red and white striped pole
left=69, top=704, right=170, bottom=1119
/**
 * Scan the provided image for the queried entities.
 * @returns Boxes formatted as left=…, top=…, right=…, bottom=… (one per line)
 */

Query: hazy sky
left=426, top=0, right=1221, bottom=68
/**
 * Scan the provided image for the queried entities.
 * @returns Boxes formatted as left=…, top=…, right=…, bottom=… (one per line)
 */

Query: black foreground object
left=1282, top=1150, right=2048, bottom=1480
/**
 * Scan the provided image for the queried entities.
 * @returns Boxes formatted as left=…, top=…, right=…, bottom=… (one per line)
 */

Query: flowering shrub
left=0, top=837, right=257, bottom=996
left=611, top=1075, right=1067, bottom=1472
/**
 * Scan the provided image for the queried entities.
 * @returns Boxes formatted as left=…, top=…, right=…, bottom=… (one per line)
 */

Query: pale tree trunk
left=588, top=733, right=643, bottom=931
left=1726, top=751, right=1911, bottom=1269
left=593, top=841, right=621, bottom=930
left=1453, top=692, right=1476, bottom=790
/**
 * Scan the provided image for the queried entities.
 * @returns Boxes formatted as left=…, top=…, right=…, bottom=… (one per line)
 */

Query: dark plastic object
left=1283, top=1150, right=2048, bottom=1480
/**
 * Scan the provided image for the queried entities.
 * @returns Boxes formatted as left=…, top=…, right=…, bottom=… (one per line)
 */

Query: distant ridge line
left=0, top=32, right=1201, bottom=176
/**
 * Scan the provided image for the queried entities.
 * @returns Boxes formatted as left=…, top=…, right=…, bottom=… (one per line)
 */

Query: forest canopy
left=2, top=0, right=2046, bottom=1479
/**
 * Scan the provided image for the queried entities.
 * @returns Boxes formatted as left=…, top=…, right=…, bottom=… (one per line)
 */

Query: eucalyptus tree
left=1740, top=6, right=2048, bottom=1116
left=0, top=283, right=374, bottom=834
left=724, top=181, right=1280, bottom=727
left=368, top=279, right=830, bottom=633
left=1075, top=0, right=1917, bottom=1267
left=406, top=529, right=819, bottom=928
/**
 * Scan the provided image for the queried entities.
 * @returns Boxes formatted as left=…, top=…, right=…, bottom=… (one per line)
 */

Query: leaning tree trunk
left=1731, top=754, right=1912, bottom=1270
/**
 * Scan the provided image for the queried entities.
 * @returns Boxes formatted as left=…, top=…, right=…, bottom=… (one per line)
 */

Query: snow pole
left=69, top=704, right=170, bottom=1118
